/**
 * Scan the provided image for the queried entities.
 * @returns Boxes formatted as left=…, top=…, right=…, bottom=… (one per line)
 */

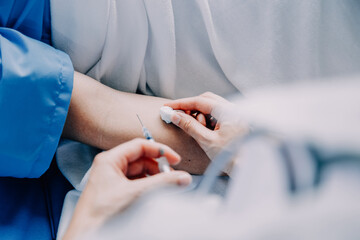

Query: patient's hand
left=63, top=139, right=191, bottom=240
left=165, top=92, right=248, bottom=161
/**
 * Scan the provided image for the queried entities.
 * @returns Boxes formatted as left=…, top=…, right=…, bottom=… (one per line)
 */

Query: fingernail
left=171, top=113, right=181, bottom=125
left=177, top=173, right=192, bottom=186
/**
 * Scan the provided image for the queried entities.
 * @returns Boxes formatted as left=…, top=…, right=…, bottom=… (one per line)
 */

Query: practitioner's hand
left=165, top=92, right=249, bottom=161
left=64, top=139, right=192, bottom=239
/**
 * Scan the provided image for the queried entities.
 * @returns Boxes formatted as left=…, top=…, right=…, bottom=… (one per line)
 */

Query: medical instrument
left=160, top=106, right=185, bottom=124
left=160, top=106, right=174, bottom=123
left=136, top=114, right=171, bottom=172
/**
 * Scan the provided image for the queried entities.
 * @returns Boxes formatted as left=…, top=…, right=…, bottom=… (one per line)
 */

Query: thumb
left=132, top=171, right=192, bottom=192
left=172, top=112, right=212, bottom=143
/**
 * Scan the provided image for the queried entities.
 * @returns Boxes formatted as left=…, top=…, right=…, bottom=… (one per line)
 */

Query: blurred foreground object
left=89, top=76, right=360, bottom=239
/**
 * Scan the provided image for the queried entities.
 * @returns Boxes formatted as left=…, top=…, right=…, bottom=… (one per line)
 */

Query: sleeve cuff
left=28, top=50, right=74, bottom=177
left=0, top=28, right=74, bottom=177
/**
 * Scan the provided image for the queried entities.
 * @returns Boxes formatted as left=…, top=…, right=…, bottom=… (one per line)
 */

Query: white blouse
left=51, top=0, right=360, bottom=99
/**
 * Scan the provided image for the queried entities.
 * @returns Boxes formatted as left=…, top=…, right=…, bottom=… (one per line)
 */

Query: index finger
left=164, top=96, right=215, bottom=115
left=106, top=139, right=181, bottom=167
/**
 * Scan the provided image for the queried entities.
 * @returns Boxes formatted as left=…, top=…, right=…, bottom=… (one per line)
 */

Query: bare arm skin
left=62, top=72, right=210, bottom=174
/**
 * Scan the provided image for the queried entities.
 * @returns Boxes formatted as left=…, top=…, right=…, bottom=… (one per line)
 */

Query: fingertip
left=175, top=171, right=192, bottom=186
left=159, top=145, right=181, bottom=165
left=196, top=113, right=206, bottom=127
left=171, top=157, right=181, bottom=166
left=140, top=171, right=192, bottom=190
left=171, top=112, right=181, bottom=126
left=173, top=151, right=181, bottom=161
left=165, top=152, right=181, bottom=165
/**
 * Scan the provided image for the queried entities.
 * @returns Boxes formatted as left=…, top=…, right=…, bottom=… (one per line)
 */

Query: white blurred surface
left=229, top=76, right=360, bottom=153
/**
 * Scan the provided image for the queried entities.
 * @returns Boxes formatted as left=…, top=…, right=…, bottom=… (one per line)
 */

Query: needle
left=136, top=114, right=170, bottom=172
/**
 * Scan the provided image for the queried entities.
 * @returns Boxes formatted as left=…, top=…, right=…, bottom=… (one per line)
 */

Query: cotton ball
left=160, top=106, right=175, bottom=124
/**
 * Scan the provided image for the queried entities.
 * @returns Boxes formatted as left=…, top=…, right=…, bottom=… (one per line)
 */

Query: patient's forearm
left=62, top=72, right=210, bottom=174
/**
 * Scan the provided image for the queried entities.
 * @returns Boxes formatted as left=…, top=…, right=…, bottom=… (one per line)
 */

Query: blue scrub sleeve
left=0, top=27, right=74, bottom=178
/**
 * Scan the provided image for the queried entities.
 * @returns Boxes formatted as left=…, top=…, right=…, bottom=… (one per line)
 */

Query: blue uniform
left=0, top=0, right=73, bottom=178
left=0, top=0, right=74, bottom=239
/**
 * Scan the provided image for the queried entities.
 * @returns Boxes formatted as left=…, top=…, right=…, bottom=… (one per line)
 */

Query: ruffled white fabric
left=52, top=0, right=360, bottom=99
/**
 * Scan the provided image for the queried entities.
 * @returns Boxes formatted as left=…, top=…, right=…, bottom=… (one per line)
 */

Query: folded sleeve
left=0, top=27, right=74, bottom=178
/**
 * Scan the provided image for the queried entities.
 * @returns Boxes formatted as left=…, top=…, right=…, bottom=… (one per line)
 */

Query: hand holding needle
left=136, top=114, right=171, bottom=172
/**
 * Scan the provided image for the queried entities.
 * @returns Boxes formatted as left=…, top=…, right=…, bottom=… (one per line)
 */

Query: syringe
left=136, top=114, right=171, bottom=172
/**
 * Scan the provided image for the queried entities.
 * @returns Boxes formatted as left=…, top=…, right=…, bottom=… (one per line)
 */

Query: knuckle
left=205, top=132, right=217, bottom=144
left=197, top=133, right=208, bottom=145
left=93, top=153, right=104, bottom=165
left=133, top=137, right=143, bottom=142
left=132, top=138, right=146, bottom=145
left=201, top=91, right=215, bottom=98
left=182, top=119, right=193, bottom=132
left=201, top=91, right=212, bottom=96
